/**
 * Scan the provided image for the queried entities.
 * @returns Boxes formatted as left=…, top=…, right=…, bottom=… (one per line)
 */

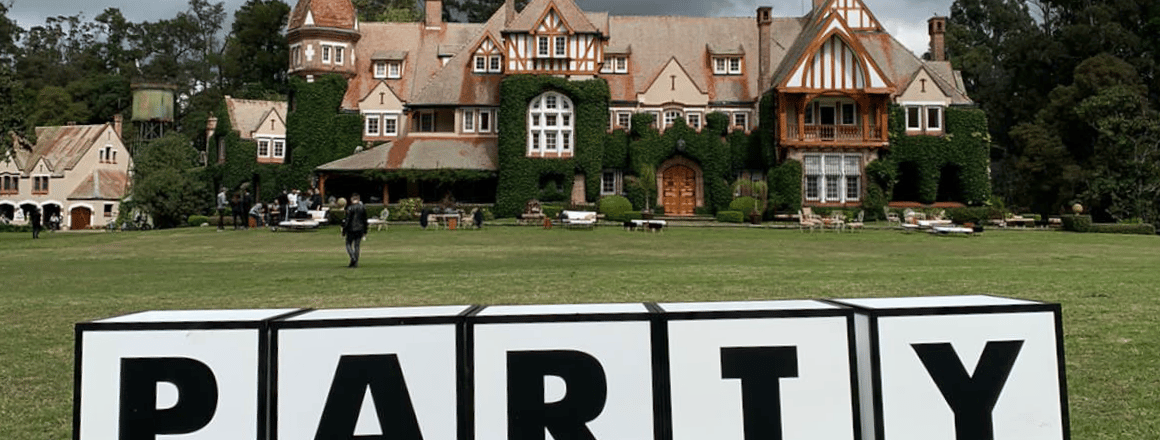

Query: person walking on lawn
left=342, top=193, right=369, bottom=268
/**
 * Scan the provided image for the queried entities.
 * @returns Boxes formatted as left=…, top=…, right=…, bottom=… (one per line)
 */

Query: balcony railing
left=785, top=124, right=884, bottom=143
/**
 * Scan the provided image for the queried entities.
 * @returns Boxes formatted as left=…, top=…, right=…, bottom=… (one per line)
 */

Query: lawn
left=1, top=225, right=1157, bottom=439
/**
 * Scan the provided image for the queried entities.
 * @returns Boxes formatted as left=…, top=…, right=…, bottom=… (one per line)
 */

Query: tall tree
left=351, top=0, right=420, bottom=22
left=130, top=133, right=209, bottom=228
left=0, top=1, right=21, bottom=64
left=221, top=0, right=291, bottom=95
left=443, top=0, right=528, bottom=23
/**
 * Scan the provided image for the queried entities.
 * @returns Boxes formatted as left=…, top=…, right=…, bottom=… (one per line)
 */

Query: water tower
left=130, top=83, right=178, bottom=153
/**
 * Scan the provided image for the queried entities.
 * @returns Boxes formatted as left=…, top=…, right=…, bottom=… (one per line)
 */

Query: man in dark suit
left=341, top=193, right=369, bottom=268
left=30, top=207, right=42, bottom=239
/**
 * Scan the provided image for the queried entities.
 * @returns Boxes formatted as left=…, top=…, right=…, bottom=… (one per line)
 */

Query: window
left=104, top=204, right=114, bottom=218
left=804, top=102, right=815, bottom=125
left=906, top=106, right=922, bottom=130
left=258, top=139, right=271, bottom=156
left=474, top=56, right=487, bottom=72
left=616, top=112, right=631, bottom=129
left=803, top=154, right=861, bottom=203
left=926, top=106, right=942, bottom=130
left=366, top=115, right=381, bottom=136
left=841, top=103, right=856, bottom=125
left=664, top=110, right=682, bottom=128
left=489, top=55, right=502, bottom=72
left=555, top=36, right=567, bottom=57
left=383, top=115, right=398, bottom=135
left=734, top=112, right=749, bottom=131
left=273, top=139, right=285, bottom=158
left=322, top=45, right=331, bottom=63
left=291, top=45, right=301, bottom=67
left=463, top=110, right=475, bottom=132
left=33, top=176, right=49, bottom=195
left=1, top=175, right=17, bottom=195
left=527, top=92, right=575, bottom=156
left=714, top=57, right=741, bottom=75
left=615, top=56, right=627, bottom=73
left=388, top=62, right=401, bottom=78
left=538, top=37, right=549, bottom=57
left=479, top=110, right=492, bottom=133
left=375, top=62, right=387, bottom=78
left=334, top=46, right=345, bottom=65
left=687, top=113, right=702, bottom=130
left=647, top=111, right=661, bottom=129
left=601, top=171, right=620, bottom=195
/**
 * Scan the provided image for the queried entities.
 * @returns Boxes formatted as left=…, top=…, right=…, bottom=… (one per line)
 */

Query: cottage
left=1, top=117, right=132, bottom=229
left=295, top=0, right=984, bottom=215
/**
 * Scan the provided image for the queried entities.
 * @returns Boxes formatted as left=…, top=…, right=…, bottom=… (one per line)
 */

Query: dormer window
left=713, top=57, right=742, bottom=75
left=473, top=55, right=502, bottom=73
left=602, top=56, right=628, bottom=74
left=374, top=62, right=387, bottom=78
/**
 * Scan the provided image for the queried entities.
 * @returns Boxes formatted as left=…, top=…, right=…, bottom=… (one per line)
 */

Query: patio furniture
left=561, top=210, right=597, bottom=229
left=847, top=210, right=865, bottom=232
left=826, top=211, right=845, bottom=232
left=798, top=209, right=821, bottom=232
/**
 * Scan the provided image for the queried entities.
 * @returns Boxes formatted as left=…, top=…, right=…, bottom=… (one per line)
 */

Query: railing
left=785, top=124, right=883, bottom=143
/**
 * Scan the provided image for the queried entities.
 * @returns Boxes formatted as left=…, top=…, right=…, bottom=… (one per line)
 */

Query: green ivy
left=885, top=105, right=991, bottom=205
left=206, top=99, right=291, bottom=202
left=495, top=75, right=610, bottom=217
left=625, top=116, right=733, bottom=213
left=767, top=159, right=802, bottom=213
left=286, top=74, right=363, bottom=193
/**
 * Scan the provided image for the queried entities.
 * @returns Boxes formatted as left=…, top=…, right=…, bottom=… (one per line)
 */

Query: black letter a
left=912, top=340, right=1024, bottom=440
left=314, top=354, right=423, bottom=440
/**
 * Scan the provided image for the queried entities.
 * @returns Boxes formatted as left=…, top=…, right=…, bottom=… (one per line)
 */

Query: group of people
left=216, top=187, right=324, bottom=230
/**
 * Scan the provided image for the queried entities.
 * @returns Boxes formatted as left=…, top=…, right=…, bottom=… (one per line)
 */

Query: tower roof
left=289, top=0, right=357, bottom=30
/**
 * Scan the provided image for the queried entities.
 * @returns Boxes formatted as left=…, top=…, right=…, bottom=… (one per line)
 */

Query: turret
left=287, top=0, right=362, bottom=81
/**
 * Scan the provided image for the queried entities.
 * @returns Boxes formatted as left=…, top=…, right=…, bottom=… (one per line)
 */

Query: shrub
left=393, top=198, right=423, bottom=221
left=948, top=207, right=989, bottom=225
left=653, top=205, right=665, bottom=215
left=717, top=210, right=745, bottom=223
left=1061, top=215, right=1092, bottom=232
left=622, top=211, right=643, bottom=221
left=366, top=205, right=385, bottom=220
left=598, top=195, right=633, bottom=222
left=694, top=206, right=712, bottom=216
left=729, top=196, right=758, bottom=214
left=1089, top=223, right=1156, bottom=235
left=0, top=224, right=32, bottom=233
left=187, top=215, right=209, bottom=227
left=542, top=204, right=564, bottom=220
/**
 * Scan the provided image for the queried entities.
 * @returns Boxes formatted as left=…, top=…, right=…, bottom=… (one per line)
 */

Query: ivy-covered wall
left=624, top=113, right=735, bottom=213
left=495, top=75, right=610, bottom=217
left=286, top=75, right=364, bottom=190
left=206, top=101, right=291, bottom=202
left=883, top=105, right=991, bottom=205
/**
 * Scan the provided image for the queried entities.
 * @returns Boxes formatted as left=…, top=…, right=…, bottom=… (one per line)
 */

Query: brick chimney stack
left=113, top=113, right=123, bottom=139
left=928, top=16, right=947, bottom=61
left=505, top=0, right=515, bottom=26
left=757, top=7, right=773, bottom=91
left=426, top=0, right=442, bottom=28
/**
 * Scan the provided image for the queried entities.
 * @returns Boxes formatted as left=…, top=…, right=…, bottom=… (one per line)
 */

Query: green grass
left=2, top=225, right=1157, bottom=439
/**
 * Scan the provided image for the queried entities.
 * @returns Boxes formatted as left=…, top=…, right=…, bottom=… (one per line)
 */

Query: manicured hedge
left=767, top=159, right=802, bottom=214
left=622, top=211, right=642, bottom=221
left=947, top=207, right=990, bottom=225
left=717, top=210, right=745, bottom=223
left=729, top=196, right=758, bottom=214
left=1089, top=223, right=1156, bottom=235
left=187, top=215, right=209, bottom=227
left=1061, top=215, right=1093, bottom=232
left=0, top=224, right=32, bottom=233
left=598, top=195, right=633, bottom=222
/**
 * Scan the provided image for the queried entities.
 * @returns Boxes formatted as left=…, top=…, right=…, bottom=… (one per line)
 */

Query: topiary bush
left=717, top=210, right=745, bottom=223
left=1061, top=215, right=1092, bottom=232
left=947, top=207, right=989, bottom=225
left=1089, top=223, right=1156, bottom=235
left=622, top=211, right=642, bottom=221
left=187, top=215, right=209, bottom=227
left=729, top=196, right=758, bottom=214
left=598, top=195, right=633, bottom=222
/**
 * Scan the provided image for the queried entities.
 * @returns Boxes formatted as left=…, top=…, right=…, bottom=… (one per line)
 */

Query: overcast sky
left=5, top=0, right=953, bottom=56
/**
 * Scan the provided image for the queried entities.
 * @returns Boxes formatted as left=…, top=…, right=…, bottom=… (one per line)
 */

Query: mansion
left=287, top=0, right=981, bottom=214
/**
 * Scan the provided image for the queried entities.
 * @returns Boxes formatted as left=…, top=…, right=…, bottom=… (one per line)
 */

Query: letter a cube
left=74, top=309, right=302, bottom=440
left=469, top=304, right=657, bottom=440
left=830, top=295, right=1069, bottom=440
left=658, top=300, right=860, bottom=440
left=270, top=306, right=474, bottom=440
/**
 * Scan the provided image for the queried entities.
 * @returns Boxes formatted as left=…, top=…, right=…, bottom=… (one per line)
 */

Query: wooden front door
left=70, top=207, right=91, bottom=230
left=662, top=165, right=696, bottom=216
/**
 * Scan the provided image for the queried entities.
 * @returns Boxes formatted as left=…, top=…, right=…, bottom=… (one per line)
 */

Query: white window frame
left=926, top=106, right=943, bottom=131
left=383, top=115, right=399, bottom=136
left=478, top=110, right=493, bottom=133
left=272, top=138, right=286, bottom=159
left=538, top=37, right=550, bottom=57
left=366, top=114, right=381, bottom=136
left=714, top=58, right=728, bottom=74
left=488, top=55, right=502, bottom=73
left=803, top=154, right=861, bottom=203
left=321, top=45, right=331, bottom=64
left=614, top=56, right=627, bottom=73
left=291, top=44, right=302, bottom=67
left=663, top=110, right=682, bottom=128
left=733, top=112, right=749, bottom=131
left=687, top=112, right=702, bottom=130
left=601, top=170, right=621, bottom=195
left=388, top=61, right=401, bottom=78
left=334, top=46, right=345, bottom=65
left=258, top=139, right=271, bottom=157
left=474, top=55, right=487, bottom=73
left=527, top=92, right=575, bottom=157
left=374, top=61, right=387, bottom=78
left=554, top=36, right=567, bottom=57
left=729, top=57, right=741, bottom=74
left=463, top=109, right=475, bottom=133
left=616, top=111, right=631, bottom=129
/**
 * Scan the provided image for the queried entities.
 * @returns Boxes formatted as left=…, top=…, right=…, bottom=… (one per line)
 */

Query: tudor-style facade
left=295, top=0, right=977, bottom=212
left=2, top=119, right=132, bottom=229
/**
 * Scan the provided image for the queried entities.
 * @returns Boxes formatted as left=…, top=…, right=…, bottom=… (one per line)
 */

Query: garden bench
left=561, top=210, right=597, bottom=229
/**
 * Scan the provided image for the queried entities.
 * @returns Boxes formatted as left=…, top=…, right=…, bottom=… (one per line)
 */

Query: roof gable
left=777, top=13, right=892, bottom=92
left=225, top=97, right=289, bottom=140
left=359, top=82, right=405, bottom=111
left=816, top=0, right=882, bottom=31
left=252, top=108, right=287, bottom=138
left=29, top=124, right=110, bottom=175
left=289, top=0, right=356, bottom=30
left=638, top=58, right=708, bottom=107
left=507, top=0, right=599, bottom=35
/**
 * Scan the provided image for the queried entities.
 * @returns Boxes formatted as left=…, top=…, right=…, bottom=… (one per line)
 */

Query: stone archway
left=657, top=157, right=704, bottom=216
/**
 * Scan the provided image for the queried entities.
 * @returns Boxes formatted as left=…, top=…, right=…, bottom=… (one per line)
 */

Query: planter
left=749, top=212, right=762, bottom=224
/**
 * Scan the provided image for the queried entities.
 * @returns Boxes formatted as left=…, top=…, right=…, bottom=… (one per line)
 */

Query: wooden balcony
left=782, top=123, right=887, bottom=148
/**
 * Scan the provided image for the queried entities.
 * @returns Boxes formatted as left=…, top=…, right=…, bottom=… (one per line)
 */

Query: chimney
left=113, top=113, right=123, bottom=139
left=425, top=0, right=442, bottom=28
left=757, top=7, right=773, bottom=92
left=505, top=0, right=515, bottom=26
left=928, top=16, right=947, bottom=61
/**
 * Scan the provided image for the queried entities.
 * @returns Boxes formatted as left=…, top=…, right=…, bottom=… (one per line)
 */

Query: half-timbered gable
left=472, top=35, right=505, bottom=74
left=818, top=0, right=883, bottom=31
left=503, top=0, right=605, bottom=75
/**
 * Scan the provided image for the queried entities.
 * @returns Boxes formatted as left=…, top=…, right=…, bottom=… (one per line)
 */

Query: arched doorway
left=70, top=206, right=93, bottom=230
left=936, top=164, right=964, bottom=203
left=42, top=204, right=61, bottom=230
left=893, top=161, right=922, bottom=203
left=659, top=157, right=703, bottom=216
left=0, top=204, right=13, bottom=222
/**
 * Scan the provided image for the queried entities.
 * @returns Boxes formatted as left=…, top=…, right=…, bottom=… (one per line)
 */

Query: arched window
left=527, top=92, right=574, bottom=157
